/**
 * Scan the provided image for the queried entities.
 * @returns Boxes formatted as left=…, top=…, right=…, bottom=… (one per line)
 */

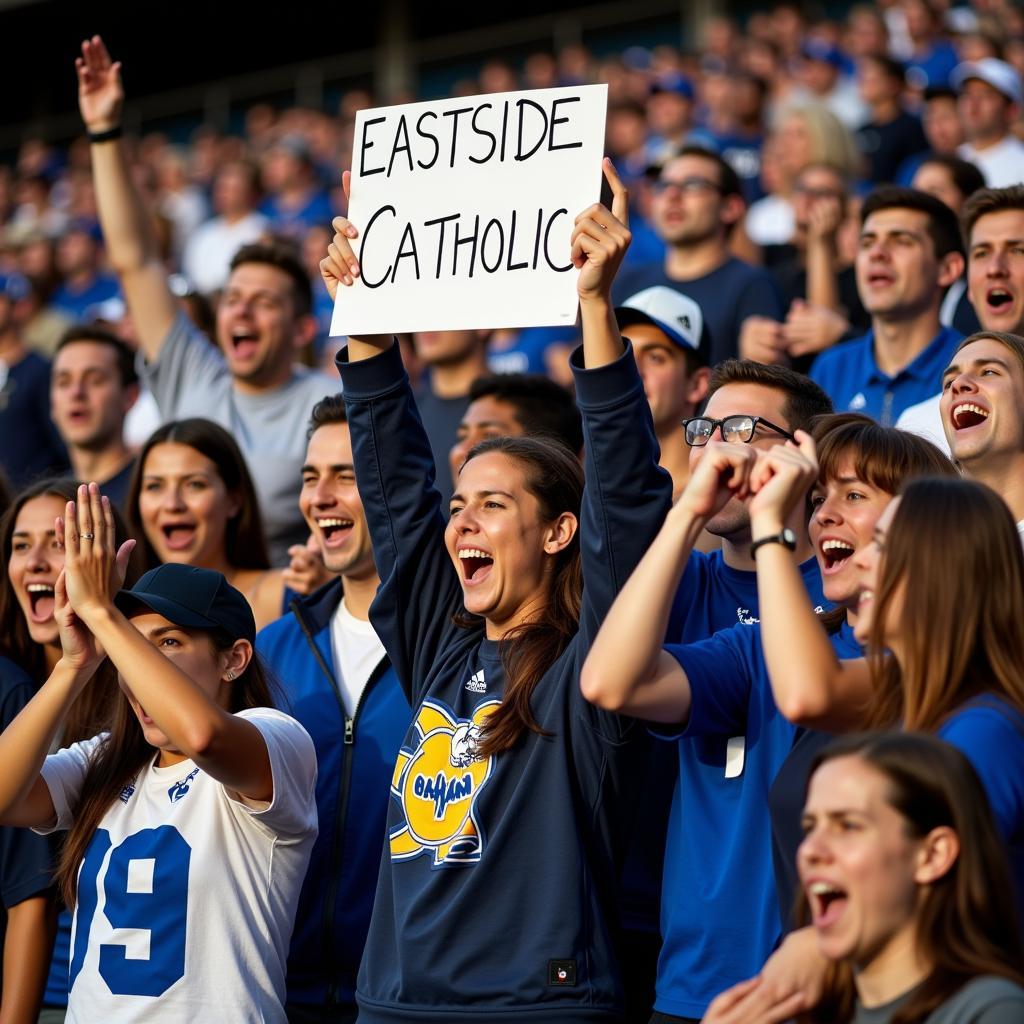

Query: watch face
left=783, top=528, right=797, bottom=547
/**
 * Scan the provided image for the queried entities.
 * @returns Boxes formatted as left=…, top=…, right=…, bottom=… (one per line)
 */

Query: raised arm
left=748, top=434, right=872, bottom=729
left=0, top=564, right=116, bottom=828
left=581, top=443, right=758, bottom=722
left=321, top=178, right=462, bottom=698
left=61, top=485, right=275, bottom=802
left=77, top=36, right=177, bottom=359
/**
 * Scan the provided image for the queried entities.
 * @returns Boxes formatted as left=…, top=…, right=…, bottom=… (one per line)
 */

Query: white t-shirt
left=182, top=212, right=270, bottom=295
left=329, top=598, right=387, bottom=717
left=895, top=392, right=951, bottom=458
left=959, top=136, right=1024, bottom=188
left=37, top=708, right=317, bottom=1023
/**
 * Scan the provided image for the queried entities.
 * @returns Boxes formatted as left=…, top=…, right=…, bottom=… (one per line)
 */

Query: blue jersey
left=336, top=339, right=672, bottom=1023
left=809, top=326, right=962, bottom=425
left=939, top=696, right=1024, bottom=918
left=667, top=548, right=826, bottom=643
left=654, top=619, right=851, bottom=1017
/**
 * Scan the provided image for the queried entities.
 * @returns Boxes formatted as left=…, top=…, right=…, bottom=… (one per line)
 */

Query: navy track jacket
left=256, top=579, right=411, bottom=1010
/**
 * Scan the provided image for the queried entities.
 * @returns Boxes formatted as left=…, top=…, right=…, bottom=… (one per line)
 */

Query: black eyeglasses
left=682, top=414, right=795, bottom=447
left=650, top=175, right=723, bottom=196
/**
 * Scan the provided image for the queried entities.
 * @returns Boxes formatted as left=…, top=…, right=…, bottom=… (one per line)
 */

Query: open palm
left=76, top=35, right=123, bottom=131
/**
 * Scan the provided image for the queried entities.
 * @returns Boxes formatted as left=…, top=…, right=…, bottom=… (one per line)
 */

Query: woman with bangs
left=0, top=477, right=141, bottom=1022
left=581, top=414, right=956, bottom=1011
left=128, top=419, right=328, bottom=632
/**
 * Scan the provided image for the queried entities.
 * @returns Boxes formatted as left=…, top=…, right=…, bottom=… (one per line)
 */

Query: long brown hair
left=803, top=732, right=1023, bottom=1024
left=866, top=478, right=1024, bottom=730
left=56, top=629, right=279, bottom=907
left=456, top=436, right=583, bottom=758
left=0, top=478, right=143, bottom=742
left=811, top=414, right=957, bottom=634
left=126, top=419, right=270, bottom=572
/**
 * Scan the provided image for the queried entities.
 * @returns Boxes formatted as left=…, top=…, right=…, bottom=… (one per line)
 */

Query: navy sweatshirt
left=256, top=580, right=411, bottom=1010
left=336, top=339, right=672, bottom=1023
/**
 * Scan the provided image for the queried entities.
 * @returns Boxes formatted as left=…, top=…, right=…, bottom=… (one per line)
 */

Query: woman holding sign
left=320, top=160, right=672, bottom=1023
left=0, top=483, right=317, bottom=1021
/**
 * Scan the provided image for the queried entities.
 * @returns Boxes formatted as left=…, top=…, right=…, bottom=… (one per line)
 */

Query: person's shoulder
left=942, top=696, right=1024, bottom=745
left=0, top=654, right=34, bottom=696
left=290, top=366, right=342, bottom=398
left=814, top=332, right=871, bottom=372
left=929, top=975, right=1024, bottom=1022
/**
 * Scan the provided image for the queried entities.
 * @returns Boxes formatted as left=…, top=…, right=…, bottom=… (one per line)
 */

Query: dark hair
left=916, top=155, right=986, bottom=205
left=811, top=414, right=957, bottom=633
left=962, top=185, right=1024, bottom=245
left=867, top=478, right=1024, bottom=732
left=306, top=393, right=348, bottom=439
left=707, top=359, right=834, bottom=433
left=229, top=239, right=312, bottom=318
left=56, top=631, right=280, bottom=907
left=673, top=144, right=744, bottom=200
left=460, top=436, right=583, bottom=759
left=0, top=468, right=9, bottom=522
left=860, top=185, right=965, bottom=259
left=805, top=732, right=1024, bottom=1024
left=861, top=52, right=907, bottom=83
left=54, top=325, right=139, bottom=388
left=127, top=420, right=270, bottom=572
left=0, top=477, right=143, bottom=745
left=950, top=330, right=1024, bottom=375
left=466, top=374, right=583, bottom=456
left=923, top=85, right=957, bottom=104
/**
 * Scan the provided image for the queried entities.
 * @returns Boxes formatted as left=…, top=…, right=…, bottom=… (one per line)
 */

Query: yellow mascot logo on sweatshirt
left=389, top=697, right=500, bottom=867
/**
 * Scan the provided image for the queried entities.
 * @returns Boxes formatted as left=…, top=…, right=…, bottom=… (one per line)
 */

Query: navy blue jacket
left=337, top=339, right=672, bottom=1023
left=256, top=580, right=410, bottom=1009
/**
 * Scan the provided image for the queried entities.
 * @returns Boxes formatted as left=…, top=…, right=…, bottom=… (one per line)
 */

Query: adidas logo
left=465, top=669, right=486, bottom=693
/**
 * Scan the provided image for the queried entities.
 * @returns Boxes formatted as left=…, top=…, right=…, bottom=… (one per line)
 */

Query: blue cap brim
left=114, top=590, right=224, bottom=632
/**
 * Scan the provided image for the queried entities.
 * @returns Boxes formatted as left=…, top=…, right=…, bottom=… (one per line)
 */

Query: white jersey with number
left=36, top=707, right=318, bottom=1023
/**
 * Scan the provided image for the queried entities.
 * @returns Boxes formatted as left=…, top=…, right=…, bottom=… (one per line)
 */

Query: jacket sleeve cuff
left=570, top=340, right=644, bottom=409
left=335, top=338, right=407, bottom=400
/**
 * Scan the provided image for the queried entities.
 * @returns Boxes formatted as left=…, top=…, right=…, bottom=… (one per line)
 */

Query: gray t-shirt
left=853, top=976, right=1024, bottom=1024
left=142, top=314, right=341, bottom=563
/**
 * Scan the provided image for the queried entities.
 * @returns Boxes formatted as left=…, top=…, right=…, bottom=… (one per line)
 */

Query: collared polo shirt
left=810, top=325, right=962, bottom=425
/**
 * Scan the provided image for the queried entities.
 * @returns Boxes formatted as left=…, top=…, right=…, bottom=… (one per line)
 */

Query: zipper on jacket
left=290, top=598, right=390, bottom=1009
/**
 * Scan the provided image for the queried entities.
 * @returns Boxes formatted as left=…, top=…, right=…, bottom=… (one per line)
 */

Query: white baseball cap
left=952, top=58, right=1023, bottom=106
left=615, top=286, right=711, bottom=364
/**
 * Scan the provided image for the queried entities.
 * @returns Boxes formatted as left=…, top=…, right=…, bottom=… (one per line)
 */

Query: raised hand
left=57, top=483, right=135, bottom=625
left=320, top=171, right=361, bottom=301
left=571, top=158, right=632, bottom=302
left=52, top=569, right=104, bottom=676
left=748, top=431, right=820, bottom=532
left=783, top=299, right=848, bottom=359
left=76, top=35, right=123, bottom=132
left=676, top=442, right=758, bottom=523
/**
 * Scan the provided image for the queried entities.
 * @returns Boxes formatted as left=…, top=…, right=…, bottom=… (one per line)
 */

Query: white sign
left=330, top=84, right=608, bottom=337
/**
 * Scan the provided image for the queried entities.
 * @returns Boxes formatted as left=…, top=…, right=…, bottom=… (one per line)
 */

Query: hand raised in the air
left=571, top=158, right=632, bottom=303
left=76, top=35, right=123, bottom=133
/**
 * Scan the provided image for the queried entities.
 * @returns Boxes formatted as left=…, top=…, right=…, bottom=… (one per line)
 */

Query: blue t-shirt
left=49, top=274, right=120, bottom=321
left=487, top=326, right=578, bottom=376
left=259, top=190, right=335, bottom=239
left=667, top=548, right=826, bottom=643
left=905, top=41, right=960, bottom=90
left=614, top=258, right=783, bottom=366
left=939, top=696, right=1024, bottom=918
left=690, top=127, right=765, bottom=203
left=809, top=325, right=962, bottom=425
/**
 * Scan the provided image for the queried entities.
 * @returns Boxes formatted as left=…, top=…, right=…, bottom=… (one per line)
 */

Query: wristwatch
left=750, top=528, right=798, bottom=558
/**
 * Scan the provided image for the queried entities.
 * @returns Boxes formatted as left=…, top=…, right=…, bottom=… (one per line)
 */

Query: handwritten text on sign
left=330, top=85, right=608, bottom=336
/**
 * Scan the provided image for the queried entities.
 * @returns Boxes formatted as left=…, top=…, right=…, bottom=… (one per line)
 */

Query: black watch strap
left=750, top=529, right=797, bottom=558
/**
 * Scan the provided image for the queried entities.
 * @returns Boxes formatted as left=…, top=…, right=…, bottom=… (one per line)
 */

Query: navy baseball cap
left=616, top=287, right=712, bottom=366
left=115, top=564, right=256, bottom=644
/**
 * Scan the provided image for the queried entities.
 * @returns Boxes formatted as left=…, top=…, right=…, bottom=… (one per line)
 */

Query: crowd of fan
left=2, top=4, right=1024, bottom=1023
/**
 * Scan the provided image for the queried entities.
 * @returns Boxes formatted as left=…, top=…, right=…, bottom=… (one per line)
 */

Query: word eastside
left=330, top=84, right=608, bottom=337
